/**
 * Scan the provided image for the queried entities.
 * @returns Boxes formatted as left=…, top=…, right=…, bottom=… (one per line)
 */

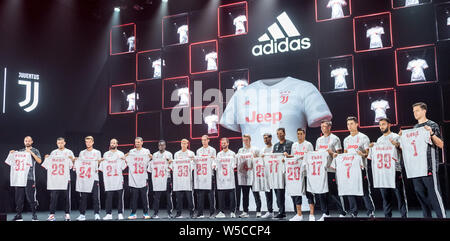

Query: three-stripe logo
left=252, top=12, right=311, bottom=57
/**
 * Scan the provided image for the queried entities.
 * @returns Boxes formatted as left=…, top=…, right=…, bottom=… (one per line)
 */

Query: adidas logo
left=252, top=12, right=311, bottom=57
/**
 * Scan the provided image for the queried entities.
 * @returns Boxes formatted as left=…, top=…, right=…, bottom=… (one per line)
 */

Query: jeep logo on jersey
left=252, top=12, right=311, bottom=57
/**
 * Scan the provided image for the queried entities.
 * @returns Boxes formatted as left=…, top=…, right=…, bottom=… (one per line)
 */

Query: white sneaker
left=64, top=214, right=71, bottom=221
left=94, top=214, right=101, bottom=220
left=339, top=214, right=346, bottom=218
left=256, top=212, right=262, bottom=218
left=47, top=214, right=55, bottom=221
left=103, top=214, right=113, bottom=220
left=230, top=212, right=236, bottom=218
left=261, top=212, right=274, bottom=219
left=76, top=215, right=86, bottom=221
left=118, top=214, right=124, bottom=220
left=153, top=215, right=160, bottom=219
left=215, top=212, right=226, bottom=218
left=318, top=214, right=330, bottom=221
left=239, top=212, right=249, bottom=218
left=198, top=215, right=205, bottom=219
left=309, top=214, right=316, bottom=221
left=289, top=215, right=303, bottom=221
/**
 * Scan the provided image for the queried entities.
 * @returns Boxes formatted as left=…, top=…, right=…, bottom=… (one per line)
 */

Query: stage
left=5, top=209, right=449, bottom=221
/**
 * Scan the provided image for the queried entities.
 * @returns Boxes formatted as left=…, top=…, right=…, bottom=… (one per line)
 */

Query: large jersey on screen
left=5, top=152, right=33, bottom=187
left=263, top=153, right=285, bottom=189
left=220, top=77, right=332, bottom=150
left=99, top=150, right=126, bottom=191
left=171, top=158, right=194, bottom=191
left=42, top=150, right=74, bottom=190
left=368, top=143, right=398, bottom=188
left=304, top=151, right=329, bottom=194
left=400, top=127, right=431, bottom=179
left=284, top=157, right=305, bottom=196
left=126, top=149, right=151, bottom=188
left=215, top=150, right=236, bottom=190
left=193, top=156, right=213, bottom=190
left=148, top=157, right=170, bottom=191
left=331, top=153, right=364, bottom=196
left=74, top=158, right=98, bottom=193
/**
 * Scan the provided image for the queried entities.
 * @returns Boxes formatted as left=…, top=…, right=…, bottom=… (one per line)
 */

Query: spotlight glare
left=162, top=0, right=168, bottom=3
left=114, top=7, right=121, bottom=12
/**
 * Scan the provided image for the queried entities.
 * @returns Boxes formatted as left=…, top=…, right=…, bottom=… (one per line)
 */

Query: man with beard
left=368, top=118, right=408, bottom=218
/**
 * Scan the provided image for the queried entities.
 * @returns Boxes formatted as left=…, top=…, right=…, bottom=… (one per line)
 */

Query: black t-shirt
left=273, top=139, right=294, bottom=154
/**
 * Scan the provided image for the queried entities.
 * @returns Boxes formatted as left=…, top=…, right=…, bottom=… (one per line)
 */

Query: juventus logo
left=18, top=72, right=40, bottom=112
left=280, top=91, right=290, bottom=104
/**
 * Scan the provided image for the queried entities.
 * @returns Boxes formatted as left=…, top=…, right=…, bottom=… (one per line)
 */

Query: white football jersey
left=196, top=146, right=216, bottom=158
left=152, top=58, right=164, bottom=79
left=327, top=0, right=347, bottom=19
left=177, top=25, right=188, bottom=44
left=400, top=127, right=431, bottom=178
left=215, top=150, right=236, bottom=190
left=368, top=143, right=398, bottom=188
left=304, top=151, right=329, bottom=194
left=285, top=157, right=305, bottom=196
left=371, top=99, right=390, bottom=123
left=330, top=67, right=348, bottom=90
left=5, top=152, right=33, bottom=187
left=127, top=36, right=135, bottom=51
left=316, top=133, right=342, bottom=172
left=233, top=15, right=247, bottom=34
left=376, top=133, right=401, bottom=171
left=205, top=52, right=218, bottom=71
left=331, top=153, right=364, bottom=196
left=74, top=158, right=98, bottom=193
left=220, top=77, right=332, bottom=150
left=174, top=149, right=195, bottom=160
left=78, top=149, right=101, bottom=181
left=171, top=158, right=194, bottom=191
left=148, top=157, right=170, bottom=191
left=177, top=87, right=190, bottom=106
left=407, top=59, right=428, bottom=82
left=204, top=115, right=219, bottom=134
left=153, top=150, right=173, bottom=161
left=262, top=146, right=273, bottom=154
left=236, top=151, right=254, bottom=186
left=126, top=92, right=139, bottom=111
left=405, top=0, right=419, bottom=6
left=126, top=148, right=151, bottom=188
left=251, top=157, right=270, bottom=192
left=366, top=26, right=385, bottom=49
left=42, top=150, right=74, bottom=190
left=100, top=150, right=126, bottom=191
left=264, top=153, right=285, bottom=189
left=193, top=156, right=213, bottom=190
left=291, top=141, right=314, bottom=159
left=343, top=132, right=370, bottom=167
left=232, top=79, right=249, bottom=91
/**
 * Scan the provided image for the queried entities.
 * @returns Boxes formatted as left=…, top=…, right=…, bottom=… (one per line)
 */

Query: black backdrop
left=1, top=0, right=450, bottom=214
